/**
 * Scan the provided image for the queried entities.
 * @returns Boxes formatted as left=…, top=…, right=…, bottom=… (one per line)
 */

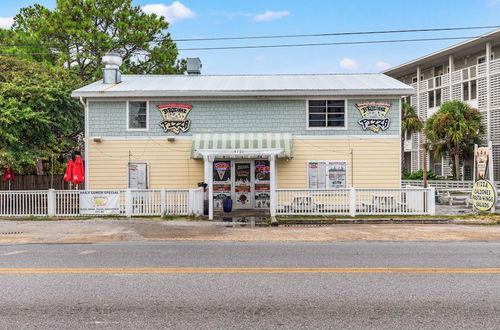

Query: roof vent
left=102, top=51, right=122, bottom=84
left=186, top=57, right=202, bottom=75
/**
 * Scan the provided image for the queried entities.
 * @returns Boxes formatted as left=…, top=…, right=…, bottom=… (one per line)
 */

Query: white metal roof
left=72, top=73, right=414, bottom=98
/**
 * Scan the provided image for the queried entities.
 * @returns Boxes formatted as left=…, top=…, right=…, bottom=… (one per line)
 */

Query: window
left=308, top=100, right=345, bottom=128
left=308, top=161, right=347, bottom=189
left=463, top=82, right=470, bottom=101
left=470, top=80, right=477, bottom=100
left=477, top=53, right=495, bottom=64
left=433, top=163, right=442, bottom=177
left=411, top=75, right=424, bottom=83
left=428, top=91, right=435, bottom=108
left=435, top=89, right=442, bottom=107
left=127, top=101, right=148, bottom=130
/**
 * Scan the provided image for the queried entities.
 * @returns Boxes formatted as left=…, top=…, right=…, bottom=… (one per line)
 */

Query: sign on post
left=471, top=179, right=497, bottom=211
left=79, top=191, right=121, bottom=215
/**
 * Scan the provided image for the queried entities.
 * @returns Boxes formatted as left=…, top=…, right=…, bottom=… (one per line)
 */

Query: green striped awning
left=191, top=133, right=293, bottom=159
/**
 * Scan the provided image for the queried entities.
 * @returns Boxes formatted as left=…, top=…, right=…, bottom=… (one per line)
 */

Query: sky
left=1, top=0, right=500, bottom=74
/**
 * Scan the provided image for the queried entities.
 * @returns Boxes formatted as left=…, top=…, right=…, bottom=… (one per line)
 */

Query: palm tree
left=424, top=101, right=484, bottom=180
left=401, top=102, right=423, bottom=175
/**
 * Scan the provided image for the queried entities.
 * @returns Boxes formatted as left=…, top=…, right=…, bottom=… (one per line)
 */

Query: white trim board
left=92, top=135, right=400, bottom=141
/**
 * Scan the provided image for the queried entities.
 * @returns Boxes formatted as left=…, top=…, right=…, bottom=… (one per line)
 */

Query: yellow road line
left=0, top=267, right=499, bottom=274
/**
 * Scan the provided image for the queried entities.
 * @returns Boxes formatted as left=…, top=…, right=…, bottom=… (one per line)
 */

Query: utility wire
left=1, top=24, right=500, bottom=47
left=1, top=35, right=499, bottom=56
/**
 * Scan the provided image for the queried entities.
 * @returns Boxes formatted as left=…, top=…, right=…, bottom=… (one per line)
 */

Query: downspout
left=80, top=96, right=89, bottom=190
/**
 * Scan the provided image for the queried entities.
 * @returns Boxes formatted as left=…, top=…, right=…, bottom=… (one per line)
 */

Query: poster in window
left=327, top=161, right=347, bottom=188
left=235, top=163, right=251, bottom=182
left=213, top=161, right=231, bottom=208
left=213, top=161, right=231, bottom=182
left=235, top=163, right=251, bottom=205
left=255, top=160, right=270, bottom=181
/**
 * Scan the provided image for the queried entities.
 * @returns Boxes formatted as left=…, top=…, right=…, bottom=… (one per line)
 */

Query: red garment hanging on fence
left=63, top=160, right=74, bottom=183
left=73, top=156, right=85, bottom=184
left=2, top=168, right=15, bottom=181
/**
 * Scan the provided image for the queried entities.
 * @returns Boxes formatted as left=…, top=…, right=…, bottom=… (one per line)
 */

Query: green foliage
left=402, top=170, right=438, bottom=180
left=11, top=0, right=186, bottom=81
left=0, top=56, right=83, bottom=173
left=424, top=100, right=484, bottom=179
left=401, top=102, right=423, bottom=135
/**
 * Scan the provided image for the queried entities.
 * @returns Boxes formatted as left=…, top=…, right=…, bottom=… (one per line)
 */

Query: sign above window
left=355, top=102, right=392, bottom=133
left=157, top=103, right=192, bottom=134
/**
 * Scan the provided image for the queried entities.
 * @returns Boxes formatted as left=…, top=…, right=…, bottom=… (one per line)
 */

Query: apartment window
left=477, top=53, right=495, bottom=64
left=470, top=80, right=477, bottom=100
left=433, top=163, right=442, bottom=177
left=463, top=82, right=470, bottom=101
left=308, top=100, right=345, bottom=128
left=428, top=91, right=435, bottom=108
left=127, top=101, right=148, bottom=130
left=308, top=161, right=347, bottom=189
left=435, top=89, right=442, bottom=107
left=411, top=75, right=424, bottom=83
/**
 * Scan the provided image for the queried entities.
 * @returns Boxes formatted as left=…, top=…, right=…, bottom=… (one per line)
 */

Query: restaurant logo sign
left=475, top=147, right=490, bottom=179
left=471, top=179, right=497, bottom=211
left=157, top=103, right=192, bottom=134
left=355, top=102, right=392, bottom=132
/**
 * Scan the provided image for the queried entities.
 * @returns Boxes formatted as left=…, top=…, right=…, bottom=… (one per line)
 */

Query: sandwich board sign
left=471, top=179, right=497, bottom=211
left=472, top=144, right=496, bottom=211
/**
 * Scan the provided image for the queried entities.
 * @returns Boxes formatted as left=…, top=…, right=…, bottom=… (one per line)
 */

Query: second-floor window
left=308, top=100, right=345, bottom=128
left=128, top=101, right=148, bottom=130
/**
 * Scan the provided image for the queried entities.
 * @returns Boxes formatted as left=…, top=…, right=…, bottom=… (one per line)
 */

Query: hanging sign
left=355, top=102, right=392, bottom=132
left=471, top=179, right=497, bottom=211
left=475, top=147, right=489, bottom=179
left=157, top=103, right=192, bottom=134
left=79, top=191, right=120, bottom=215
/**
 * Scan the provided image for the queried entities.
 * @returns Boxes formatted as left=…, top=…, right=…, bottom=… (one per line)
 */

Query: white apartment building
left=384, top=29, right=500, bottom=180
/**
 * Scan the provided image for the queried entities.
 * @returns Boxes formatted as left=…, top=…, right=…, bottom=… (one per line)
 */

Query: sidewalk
left=1, top=218, right=500, bottom=244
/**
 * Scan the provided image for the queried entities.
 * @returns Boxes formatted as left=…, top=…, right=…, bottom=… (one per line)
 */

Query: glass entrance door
left=234, top=162, right=252, bottom=209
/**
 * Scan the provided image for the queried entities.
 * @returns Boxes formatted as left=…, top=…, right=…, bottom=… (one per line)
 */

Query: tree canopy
left=10, top=0, right=185, bottom=81
left=424, top=100, right=484, bottom=179
left=0, top=56, right=83, bottom=173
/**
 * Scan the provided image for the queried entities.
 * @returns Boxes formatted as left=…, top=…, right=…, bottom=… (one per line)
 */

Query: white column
left=204, top=156, right=214, bottom=220
left=416, top=65, right=422, bottom=171
left=47, top=189, right=56, bottom=217
left=269, top=154, right=276, bottom=217
left=448, top=55, right=454, bottom=101
left=486, top=42, right=492, bottom=143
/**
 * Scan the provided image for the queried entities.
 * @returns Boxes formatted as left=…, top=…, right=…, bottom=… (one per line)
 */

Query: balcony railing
left=415, top=58, right=500, bottom=93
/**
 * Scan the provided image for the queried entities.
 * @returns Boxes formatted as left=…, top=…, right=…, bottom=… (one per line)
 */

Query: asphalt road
left=0, top=241, right=499, bottom=329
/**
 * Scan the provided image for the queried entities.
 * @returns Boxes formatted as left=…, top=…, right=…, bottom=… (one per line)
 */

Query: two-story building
left=72, top=54, right=413, bottom=218
left=384, top=28, right=500, bottom=180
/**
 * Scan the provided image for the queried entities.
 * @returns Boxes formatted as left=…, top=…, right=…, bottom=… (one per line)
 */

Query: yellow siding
left=88, top=140, right=204, bottom=190
left=277, top=138, right=400, bottom=188
left=88, top=138, right=400, bottom=189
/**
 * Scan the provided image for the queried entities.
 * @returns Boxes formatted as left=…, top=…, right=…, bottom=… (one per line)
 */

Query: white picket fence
left=0, top=188, right=204, bottom=217
left=1, top=187, right=435, bottom=217
left=276, top=187, right=435, bottom=216
left=402, top=180, right=500, bottom=190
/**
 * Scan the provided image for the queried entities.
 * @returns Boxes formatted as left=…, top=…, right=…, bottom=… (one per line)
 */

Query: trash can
left=223, top=196, right=233, bottom=213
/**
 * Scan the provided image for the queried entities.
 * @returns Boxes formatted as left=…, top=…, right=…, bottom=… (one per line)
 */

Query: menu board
left=255, top=160, right=270, bottom=208
left=327, top=161, right=347, bottom=188
left=213, top=161, right=231, bottom=209
left=309, top=161, right=346, bottom=189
